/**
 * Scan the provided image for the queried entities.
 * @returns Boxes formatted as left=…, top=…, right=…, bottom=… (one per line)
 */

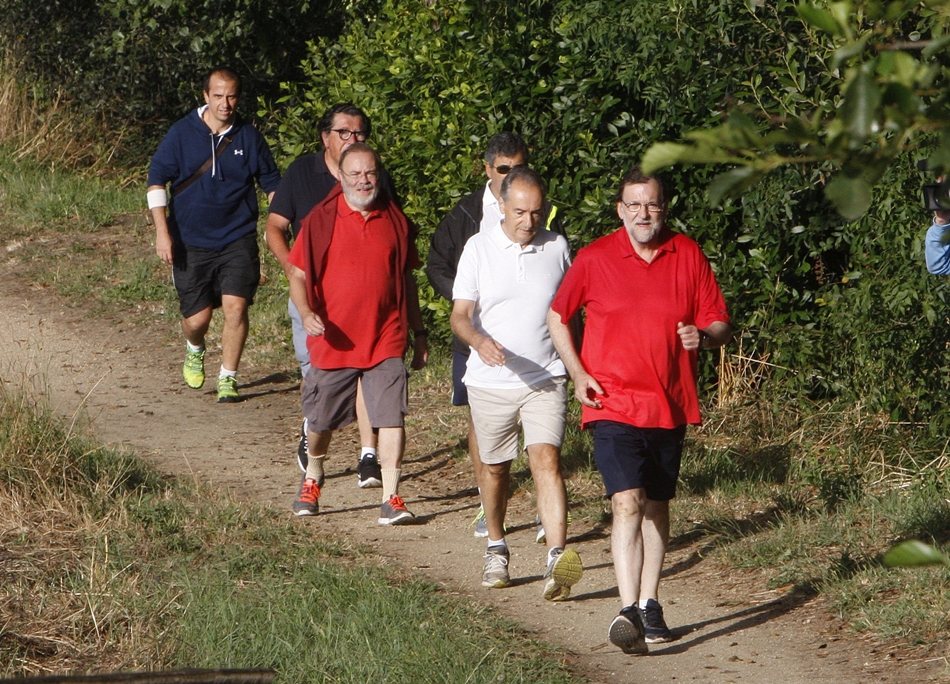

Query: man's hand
left=475, top=336, right=506, bottom=367
left=301, top=311, right=325, bottom=337
left=156, top=230, right=174, bottom=265
left=410, top=336, right=429, bottom=370
left=677, top=321, right=700, bottom=351
left=573, top=371, right=605, bottom=409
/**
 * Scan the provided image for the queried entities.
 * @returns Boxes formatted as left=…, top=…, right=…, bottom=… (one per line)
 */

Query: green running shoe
left=216, top=375, right=239, bottom=403
left=182, top=347, right=206, bottom=389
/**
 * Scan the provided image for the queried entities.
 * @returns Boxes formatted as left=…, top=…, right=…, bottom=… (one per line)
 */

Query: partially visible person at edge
left=148, top=66, right=279, bottom=403
left=924, top=181, right=950, bottom=275
left=266, top=103, right=401, bottom=489
left=426, top=132, right=567, bottom=540
left=286, top=143, right=428, bottom=525
left=547, top=166, right=731, bottom=655
left=450, top=166, right=582, bottom=600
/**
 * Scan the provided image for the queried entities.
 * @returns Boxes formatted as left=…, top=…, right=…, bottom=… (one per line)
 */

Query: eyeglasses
left=620, top=201, right=664, bottom=214
left=343, top=170, right=379, bottom=180
left=492, top=164, right=523, bottom=175
left=331, top=129, right=368, bottom=141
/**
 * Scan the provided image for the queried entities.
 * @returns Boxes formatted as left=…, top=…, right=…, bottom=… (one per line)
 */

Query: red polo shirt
left=551, top=228, right=729, bottom=429
left=289, top=194, right=411, bottom=369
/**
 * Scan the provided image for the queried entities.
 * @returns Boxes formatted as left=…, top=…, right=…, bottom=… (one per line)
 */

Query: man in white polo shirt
left=450, top=166, right=583, bottom=600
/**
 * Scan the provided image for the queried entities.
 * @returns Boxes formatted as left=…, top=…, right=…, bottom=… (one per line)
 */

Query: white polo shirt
left=480, top=181, right=503, bottom=232
left=453, top=221, right=571, bottom=389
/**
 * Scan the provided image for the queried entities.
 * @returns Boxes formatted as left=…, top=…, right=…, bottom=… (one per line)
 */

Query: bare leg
left=356, top=379, right=378, bottom=450
left=479, top=462, right=511, bottom=541
left=526, top=443, right=567, bottom=549
left=639, top=498, right=670, bottom=601
left=610, top=488, right=648, bottom=607
left=181, top=306, right=212, bottom=347
left=219, top=294, right=249, bottom=371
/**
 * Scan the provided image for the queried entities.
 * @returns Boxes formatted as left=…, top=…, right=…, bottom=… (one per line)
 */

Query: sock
left=382, top=468, right=401, bottom=500
left=186, top=340, right=204, bottom=352
left=219, top=367, right=237, bottom=378
left=305, top=456, right=325, bottom=483
left=547, top=546, right=563, bottom=565
left=360, top=446, right=377, bottom=461
left=638, top=598, right=654, bottom=609
left=487, top=538, right=507, bottom=551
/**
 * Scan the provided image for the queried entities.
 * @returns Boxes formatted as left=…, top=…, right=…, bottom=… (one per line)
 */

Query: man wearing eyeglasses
left=427, top=132, right=566, bottom=539
left=285, top=143, right=428, bottom=524
left=547, top=166, right=731, bottom=655
left=266, top=103, right=400, bottom=491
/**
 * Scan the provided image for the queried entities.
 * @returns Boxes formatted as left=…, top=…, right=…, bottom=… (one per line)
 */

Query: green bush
left=264, top=0, right=950, bottom=422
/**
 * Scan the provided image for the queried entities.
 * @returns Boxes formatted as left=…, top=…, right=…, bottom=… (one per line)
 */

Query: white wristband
left=147, top=188, right=168, bottom=209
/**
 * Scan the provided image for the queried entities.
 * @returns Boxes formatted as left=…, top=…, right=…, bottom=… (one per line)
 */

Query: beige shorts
left=466, top=377, right=567, bottom=465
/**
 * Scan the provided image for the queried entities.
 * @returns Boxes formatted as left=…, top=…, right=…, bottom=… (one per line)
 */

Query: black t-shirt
left=268, top=151, right=400, bottom=239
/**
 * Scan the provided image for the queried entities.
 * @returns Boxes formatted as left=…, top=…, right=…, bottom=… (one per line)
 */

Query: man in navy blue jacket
left=147, top=67, right=280, bottom=403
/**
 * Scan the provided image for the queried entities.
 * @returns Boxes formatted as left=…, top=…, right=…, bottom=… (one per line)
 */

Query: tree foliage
left=265, top=0, right=950, bottom=425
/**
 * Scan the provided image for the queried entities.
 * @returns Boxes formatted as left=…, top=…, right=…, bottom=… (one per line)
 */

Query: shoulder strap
left=170, top=134, right=234, bottom=199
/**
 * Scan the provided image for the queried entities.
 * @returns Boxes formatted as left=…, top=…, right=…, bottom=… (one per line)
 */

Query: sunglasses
left=493, top=164, right=523, bottom=175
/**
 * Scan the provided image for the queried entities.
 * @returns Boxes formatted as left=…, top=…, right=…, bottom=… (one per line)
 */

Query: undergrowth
left=0, top=386, right=579, bottom=682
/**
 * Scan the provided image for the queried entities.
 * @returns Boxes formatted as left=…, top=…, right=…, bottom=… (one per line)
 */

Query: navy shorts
left=452, top=350, right=469, bottom=407
left=172, top=232, right=260, bottom=318
left=591, top=421, right=687, bottom=501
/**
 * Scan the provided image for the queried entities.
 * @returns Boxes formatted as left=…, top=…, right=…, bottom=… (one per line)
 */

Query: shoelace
left=388, top=494, right=406, bottom=509
left=300, top=479, right=320, bottom=504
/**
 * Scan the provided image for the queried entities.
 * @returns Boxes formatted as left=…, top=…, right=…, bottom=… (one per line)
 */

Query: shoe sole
left=543, top=548, right=583, bottom=601
left=473, top=526, right=489, bottom=538
left=293, top=508, right=318, bottom=517
left=482, top=578, right=510, bottom=589
left=645, top=634, right=673, bottom=644
left=217, top=395, right=240, bottom=403
left=378, top=511, right=414, bottom=525
left=358, top=477, right=382, bottom=488
left=609, top=615, right=648, bottom=655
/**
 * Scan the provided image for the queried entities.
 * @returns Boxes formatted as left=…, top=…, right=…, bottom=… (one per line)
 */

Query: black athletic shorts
left=452, top=349, right=470, bottom=407
left=591, top=420, right=687, bottom=501
left=172, top=232, right=260, bottom=318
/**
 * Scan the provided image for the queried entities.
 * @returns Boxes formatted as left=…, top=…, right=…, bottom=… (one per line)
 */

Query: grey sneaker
left=642, top=598, right=673, bottom=643
left=535, top=514, right=545, bottom=544
left=481, top=546, right=510, bottom=588
left=609, top=606, right=648, bottom=655
left=542, top=547, right=583, bottom=601
left=292, top=476, right=321, bottom=517
left=472, top=505, right=488, bottom=538
left=378, top=494, right=414, bottom=525
left=297, top=418, right=308, bottom=473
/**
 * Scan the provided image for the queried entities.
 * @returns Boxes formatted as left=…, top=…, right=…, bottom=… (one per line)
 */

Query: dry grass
left=0, top=52, right=126, bottom=175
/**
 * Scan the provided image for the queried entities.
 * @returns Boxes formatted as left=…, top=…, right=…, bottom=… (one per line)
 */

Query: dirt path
left=0, top=270, right=942, bottom=683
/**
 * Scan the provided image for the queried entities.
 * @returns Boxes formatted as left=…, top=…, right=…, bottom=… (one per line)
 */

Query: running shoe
left=378, top=494, right=414, bottom=525
left=542, top=547, right=584, bottom=601
left=357, top=453, right=382, bottom=488
left=182, top=347, right=205, bottom=389
left=297, top=418, right=308, bottom=473
left=216, top=375, right=239, bottom=403
left=471, top=505, right=489, bottom=538
left=481, top=546, right=511, bottom=588
left=535, top=514, right=545, bottom=544
left=642, top=598, right=673, bottom=643
left=292, top=476, right=321, bottom=516
left=608, top=606, right=649, bottom=655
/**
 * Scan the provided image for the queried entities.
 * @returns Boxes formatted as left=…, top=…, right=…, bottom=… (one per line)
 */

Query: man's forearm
left=700, top=321, right=732, bottom=349
left=547, top=308, right=586, bottom=380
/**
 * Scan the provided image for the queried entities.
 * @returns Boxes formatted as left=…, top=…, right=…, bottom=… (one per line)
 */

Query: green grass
left=0, top=386, right=579, bottom=681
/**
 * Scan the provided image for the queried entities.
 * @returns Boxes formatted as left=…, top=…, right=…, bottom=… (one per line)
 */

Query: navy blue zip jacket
left=148, top=108, right=281, bottom=250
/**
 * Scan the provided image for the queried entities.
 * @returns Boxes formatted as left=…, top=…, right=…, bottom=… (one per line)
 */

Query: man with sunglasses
left=266, top=104, right=400, bottom=491
left=547, top=166, right=731, bottom=655
left=427, top=132, right=565, bottom=538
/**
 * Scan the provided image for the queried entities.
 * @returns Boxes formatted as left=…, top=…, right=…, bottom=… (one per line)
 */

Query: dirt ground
left=0, top=239, right=946, bottom=683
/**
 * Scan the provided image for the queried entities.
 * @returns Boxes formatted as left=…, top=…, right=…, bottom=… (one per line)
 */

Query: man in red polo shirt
left=548, top=166, right=731, bottom=654
left=287, top=143, right=428, bottom=524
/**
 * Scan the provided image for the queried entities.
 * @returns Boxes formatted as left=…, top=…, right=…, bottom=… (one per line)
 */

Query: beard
left=342, top=181, right=378, bottom=212
left=624, top=214, right=662, bottom=245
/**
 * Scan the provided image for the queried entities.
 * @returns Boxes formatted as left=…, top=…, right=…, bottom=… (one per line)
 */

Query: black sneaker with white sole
left=608, top=605, right=648, bottom=655
left=357, top=454, right=382, bottom=488
left=297, top=418, right=308, bottom=473
left=642, top=598, right=673, bottom=643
